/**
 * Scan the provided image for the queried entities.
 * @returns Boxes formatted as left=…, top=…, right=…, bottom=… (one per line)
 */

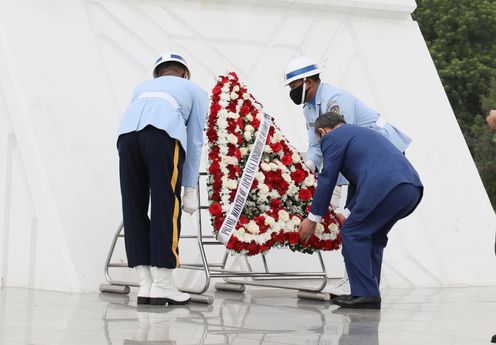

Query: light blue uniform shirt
left=304, top=83, right=411, bottom=185
left=117, top=76, right=209, bottom=187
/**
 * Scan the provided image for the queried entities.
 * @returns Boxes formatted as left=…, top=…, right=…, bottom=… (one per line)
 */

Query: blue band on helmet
left=171, top=54, right=185, bottom=62
left=286, top=64, right=318, bottom=80
left=155, top=56, right=163, bottom=64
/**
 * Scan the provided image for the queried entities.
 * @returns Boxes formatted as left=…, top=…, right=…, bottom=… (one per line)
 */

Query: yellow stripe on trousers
left=170, top=141, right=180, bottom=268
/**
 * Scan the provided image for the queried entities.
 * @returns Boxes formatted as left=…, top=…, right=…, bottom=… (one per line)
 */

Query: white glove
left=182, top=187, right=197, bottom=215
left=330, top=185, right=342, bottom=210
left=305, top=160, right=316, bottom=172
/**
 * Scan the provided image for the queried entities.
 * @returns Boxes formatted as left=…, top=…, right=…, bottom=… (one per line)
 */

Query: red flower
left=281, top=154, right=292, bottom=166
left=212, top=85, right=222, bottom=95
left=239, top=216, right=249, bottom=225
left=270, top=199, right=282, bottom=208
left=299, top=188, right=313, bottom=201
left=209, top=203, right=223, bottom=217
left=251, top=117, right=260, bottom=129
left=247, top=242, right=259, bottom=255
left=237, top=116, right=245, bottom=130
left=290, top=169, right=307, bottom=184
left=270, top=142, right=282, bottom=152
left=210, top=103, right=221, bottom=114
left=206, top=128, right=218, bottom=142
left=288, top=232, right=300, bottom=245
left=209, top=161, right=220, bottom=174
left=240, top=104, right=251, bottom=116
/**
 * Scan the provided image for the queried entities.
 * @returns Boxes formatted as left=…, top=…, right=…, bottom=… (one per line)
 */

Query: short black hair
left=314, top=112, right=346, bottom=135
left=154, top=61, right=189, bottom=78
left=308, top=73, right=320, bottom=82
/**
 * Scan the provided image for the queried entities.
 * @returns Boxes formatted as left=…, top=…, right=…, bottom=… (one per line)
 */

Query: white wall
left=0, top=0, right=494, bottom=292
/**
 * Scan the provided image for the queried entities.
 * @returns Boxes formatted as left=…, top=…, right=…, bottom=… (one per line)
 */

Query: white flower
left=292, top=153, right=301, bottom=163
left=286, top=220, right=296, bottom=231
left=240, top=148, right=248, bottom=156
left=260, top=162, right=271, bottom=172
left=227, top=111, right=238, bottom=119
left=218, top=109, right=228, bottom=117
left=237, top=227, right=246, bottom=234
left=256, top=172, right=265, bottom=182
left=230, top=91, right=239, bottom=100
left=254, top=103, right=262, bottom=110
left=258, top=183, right=270, bottom=194
left=245, top=125, right=255, bottom=132
left=270, top=190, right=280, bottom=199
left=269, top=162, right=278, bottom=171
left=242, top=93, right=250, bottom=100
left=246, top=114, right=253, bottom=122
left=222, top=84, right=230, bottom=92
left=328, top=223, right=339, bottom=233
left=288, top=184, right=298, bottom=195
left=244, top=131, right=252, bottom=141
left=315, top=223, right=324, bottom=235
left=233, top=85, right=240, bottom=92
left=225, top=156, right=238, bottom=165
left=282, top=173, right=292, bottom=183
left=220, top=93, right=231, bottom=101
left=219, top=100, right=228, bottom=108
left=227, top=134, right=238, bottom=145
left=264, top=145, right=272, bottom=153
left=220, top=146, right=228, bottom=155
left=246, top=221, right=260, bottom=234
left=217, top=118, right=228, bottom=129
left=226, top=179, right=238, bottom=190
left=264, top=216, right=275, bottom=226
left=218, top=134, right=228, bottom=145
left=274, top=132, right=283, bottom=142
left=278, top=210, right=290, bottom=222
left=304, top=175, right=316, bottom=187
left=272, top=222, right=282, bottom=232
left=292, top=217, right=301, bottom=226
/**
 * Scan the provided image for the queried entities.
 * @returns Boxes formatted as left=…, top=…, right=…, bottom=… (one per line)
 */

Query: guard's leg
left=118, top=132, right=151, bottom=268
left=143, top=126, right=190, bottom=305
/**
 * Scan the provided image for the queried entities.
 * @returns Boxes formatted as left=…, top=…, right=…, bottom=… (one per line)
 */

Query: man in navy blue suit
left=299, top=112, right=423, bottom=309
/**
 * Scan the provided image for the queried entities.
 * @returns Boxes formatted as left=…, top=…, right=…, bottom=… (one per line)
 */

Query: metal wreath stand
left=100, top=173, right=331, bottom=304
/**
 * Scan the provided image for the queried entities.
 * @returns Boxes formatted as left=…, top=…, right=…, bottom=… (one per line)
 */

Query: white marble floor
left=0, top=285, right=495, bottom=345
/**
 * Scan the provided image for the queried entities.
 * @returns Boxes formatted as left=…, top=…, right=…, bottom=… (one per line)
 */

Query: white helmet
left=284, top=56, right=320, bottom=85
left=153, top=52, right=190, bottom=78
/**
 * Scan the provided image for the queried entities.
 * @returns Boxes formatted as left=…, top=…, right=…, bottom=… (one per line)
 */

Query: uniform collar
left=305, top=82, right=323, bottom=106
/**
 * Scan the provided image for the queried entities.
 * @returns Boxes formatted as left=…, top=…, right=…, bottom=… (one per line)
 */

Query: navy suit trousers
left=340, top=183, right=422, bottom=297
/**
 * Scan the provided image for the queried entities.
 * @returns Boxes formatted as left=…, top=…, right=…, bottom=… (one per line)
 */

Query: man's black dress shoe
left=332, top=295, right=381, bottom=309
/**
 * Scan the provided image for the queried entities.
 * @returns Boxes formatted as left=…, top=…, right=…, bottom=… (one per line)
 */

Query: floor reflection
left=99, top=290, right=380, bottom=345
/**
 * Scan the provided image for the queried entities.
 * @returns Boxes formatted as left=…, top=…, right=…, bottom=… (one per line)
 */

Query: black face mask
left=289, top=82, right=307, bottom=105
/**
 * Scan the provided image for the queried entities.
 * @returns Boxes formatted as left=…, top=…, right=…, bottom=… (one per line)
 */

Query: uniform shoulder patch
left=326, top=100, right=340, bottom=115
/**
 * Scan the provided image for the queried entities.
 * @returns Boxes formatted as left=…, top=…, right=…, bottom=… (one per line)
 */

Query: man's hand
left=335, top=213, right=347, bottom=226
left=182, top=187, right=197, bottom=215
left=299, top=218, right=317, bottom=243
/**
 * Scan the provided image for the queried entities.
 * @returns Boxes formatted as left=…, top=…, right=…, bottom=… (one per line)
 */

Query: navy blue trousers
left=341, top=183, right=422, bottom=297
left=118, top=125, right=184, bottom=269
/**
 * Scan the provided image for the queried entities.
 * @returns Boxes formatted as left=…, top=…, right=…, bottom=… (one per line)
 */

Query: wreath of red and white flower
left=206, top=72, right=341, bottom=256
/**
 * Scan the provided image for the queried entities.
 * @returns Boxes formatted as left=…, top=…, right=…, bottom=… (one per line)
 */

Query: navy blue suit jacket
left=310, top=124, right=423, bottom=222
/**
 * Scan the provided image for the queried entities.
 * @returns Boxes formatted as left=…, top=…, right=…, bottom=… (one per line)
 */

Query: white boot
left=135, top=265, right=153, bottom=305
left=323, top=271, right=351, bottom=298
left=149, top=267, right=191, bottom=305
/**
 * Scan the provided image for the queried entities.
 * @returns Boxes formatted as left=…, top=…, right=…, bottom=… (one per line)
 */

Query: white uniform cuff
left=308, top=212, right=322, bottom=223
left=335, top=208, right=351, bottom=218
